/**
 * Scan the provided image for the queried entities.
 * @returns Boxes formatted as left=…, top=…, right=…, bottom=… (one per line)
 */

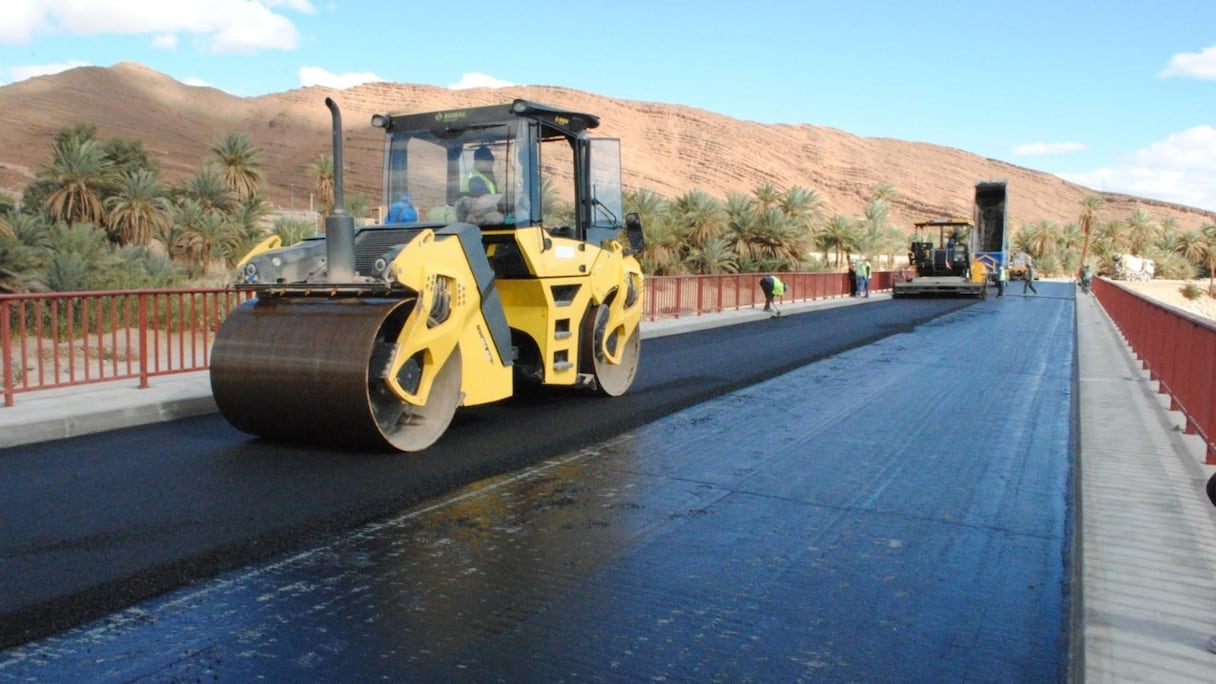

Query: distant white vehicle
left=1114, top=254, right=1156, bottom=281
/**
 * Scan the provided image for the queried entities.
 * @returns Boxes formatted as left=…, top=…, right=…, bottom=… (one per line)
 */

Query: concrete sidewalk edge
left=1074, top=291, right=1216, bottom=683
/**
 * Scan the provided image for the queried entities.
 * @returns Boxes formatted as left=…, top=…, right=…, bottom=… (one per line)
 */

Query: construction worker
left=759, top=274, right=786, bottom=314
left=462, top=146, right=498, bottom=197
left=1080, top=264, right=1093, bottom=294
left=386, top=193, right=417, bottom=223
left=1023, top=257, right=1039, bottom=295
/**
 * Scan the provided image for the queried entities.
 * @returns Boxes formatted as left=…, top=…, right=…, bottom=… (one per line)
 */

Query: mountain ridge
left=1, top=61, right=1212, bottom=231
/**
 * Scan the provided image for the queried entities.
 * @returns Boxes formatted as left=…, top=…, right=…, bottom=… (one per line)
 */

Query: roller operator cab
left=210, top=99, right=645, bottom=452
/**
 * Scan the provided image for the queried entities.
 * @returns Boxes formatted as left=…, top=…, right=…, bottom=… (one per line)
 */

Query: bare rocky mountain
left=2, top=61, right=1213, bottom=231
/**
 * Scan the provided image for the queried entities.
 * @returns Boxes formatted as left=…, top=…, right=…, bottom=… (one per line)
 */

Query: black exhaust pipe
left=324, top=97, right=356, bottom=283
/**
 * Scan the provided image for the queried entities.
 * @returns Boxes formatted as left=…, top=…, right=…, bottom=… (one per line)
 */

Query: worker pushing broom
left=759, top=274, right=786, bottom=318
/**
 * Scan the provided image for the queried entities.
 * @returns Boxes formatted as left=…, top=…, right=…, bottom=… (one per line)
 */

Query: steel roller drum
left=210, top=296, right=460, bottom=452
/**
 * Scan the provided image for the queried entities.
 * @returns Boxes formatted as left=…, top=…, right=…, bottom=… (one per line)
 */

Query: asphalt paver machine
left=892, top=218, right=988, bottom=299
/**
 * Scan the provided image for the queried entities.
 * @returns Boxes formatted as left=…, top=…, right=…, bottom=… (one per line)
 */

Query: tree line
left=0, top=124, right=336, bottom=293
left=3, top=125, right=1215, bottom=294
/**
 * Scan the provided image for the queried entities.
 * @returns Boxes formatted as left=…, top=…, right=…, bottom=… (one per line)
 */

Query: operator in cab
left=463, top=146, right=498, bottom=197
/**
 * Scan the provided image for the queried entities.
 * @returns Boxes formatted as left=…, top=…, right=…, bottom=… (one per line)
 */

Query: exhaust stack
left=324, top=97, right=356, bottom=283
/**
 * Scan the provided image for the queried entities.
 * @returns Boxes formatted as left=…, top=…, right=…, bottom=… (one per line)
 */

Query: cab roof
left=914, top=218, right=973, bottom=229
left=372, top=99, right=600, bottom=140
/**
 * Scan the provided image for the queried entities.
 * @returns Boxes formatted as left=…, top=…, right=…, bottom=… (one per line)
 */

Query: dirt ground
left=1115, top=279, right=1216, bottom=322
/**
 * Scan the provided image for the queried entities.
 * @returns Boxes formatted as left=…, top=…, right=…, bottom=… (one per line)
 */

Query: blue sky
left=3, top=0, right=1215, bottom=213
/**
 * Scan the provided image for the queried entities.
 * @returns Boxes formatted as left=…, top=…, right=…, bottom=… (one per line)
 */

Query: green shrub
left=1181, top=283, right=1204, bottom=300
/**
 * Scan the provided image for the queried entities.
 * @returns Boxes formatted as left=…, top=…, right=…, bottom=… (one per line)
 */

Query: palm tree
left=1156, top=229, right=1183, bottom=256
left=752, top=206, right=800, bottom=265
left=624, top=188, right=667, bottom=231
left=672, top=190, right=726, bottom=248
left=43, top=222, right=116, bottom=291
left=210, top=132, right=264, bottom=201
left=105, top=169, right=173, bottom=246
left=45, top=250, right=97, bottom=292
left=1160, top=216, right=1180, bottom=241
left=723, top=193, right=759, bottom=261
left=0, top=214, right=52, bottom=292
left=819, top=214, right=861, bottom=266
left=180, top=166, right=239, bottom=215
left=638, top=220, right=686, bottom=275
left=1202, top=223, right=1216, bottom=294
left=875, top=224, right=908, bottom=269
left=104, top=245, right=182, bottom=289
left=1058, top=222, right=1083, bottom=253
left=536, top=175, right=572, bottom=226
left=1018, top=220, right=1058, bottom=261
left=1125, top=208, right=1158, bottom=255
left=41, top=138, right=112, bottom=227
left=274, top=215, right=318, bottom=247
left=780, top=186, right=825, bottom=223
left=1178, top=230, right=1208, bottom=269
left=723, top=192, right=754, bottom=226
left=1093, top=219, right=1126, bottom=256
left=180, top=211, right=239, bottom=277
left=310, top=155, right=335, bottom=215
left=870, top=182, right=900, bottom=203
left=752, top=183, right=781, bottom=212
left=169, top=199, right=206, bottom=269
left=225, top=196, right=275, bottom=265
left=1078, top=194, right=1104, bottom=269
left=685, top=237, right=739, bottom=274
left=781, top=186, right=826, bottom=248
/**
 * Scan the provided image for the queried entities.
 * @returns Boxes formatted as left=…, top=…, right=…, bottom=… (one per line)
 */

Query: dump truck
left=1008, top=251, right=1031, bottom=281
left=209, top=98, right=645, bottom=452
left=892, top=218, right=988, bottom=299
left=973, top=180, right=1008, bottom=282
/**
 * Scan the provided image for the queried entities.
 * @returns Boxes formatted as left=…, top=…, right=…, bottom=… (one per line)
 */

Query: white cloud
left=298, top=66, right=384, bottom=89
left=0, top=0, right=311, bottom=54
left=6, top=59, right=90, bottom=83
left=1060, top=126, right=1216, bottom=212
left=1013, top=141, right=1086, bottom=156
left=152, top=33, right=177, bottom=50
left=1160, top=45, right=1216, bottom=79
left=0, top=1, right=46, bottom=43
left=182, top=76, right=213, bottom=88
left=266, top=0, right=316, bottom=11
left=448, top=72, right=516, bottom=89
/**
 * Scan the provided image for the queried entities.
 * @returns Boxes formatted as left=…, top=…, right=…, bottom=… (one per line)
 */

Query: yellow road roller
left=210, top=98, right=645, bottom=451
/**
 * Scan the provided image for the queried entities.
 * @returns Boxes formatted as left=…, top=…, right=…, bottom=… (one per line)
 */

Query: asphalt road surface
left=0, top=297, right=982, bottom=654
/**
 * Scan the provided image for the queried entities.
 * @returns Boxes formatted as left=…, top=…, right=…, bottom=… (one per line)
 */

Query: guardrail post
left=2, top=299, right=12, bottom=407
left=138, top=293, right=150, bottom=389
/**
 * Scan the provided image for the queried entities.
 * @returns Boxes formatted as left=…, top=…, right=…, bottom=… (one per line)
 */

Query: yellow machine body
left=210, top=99, right=645, bottom=452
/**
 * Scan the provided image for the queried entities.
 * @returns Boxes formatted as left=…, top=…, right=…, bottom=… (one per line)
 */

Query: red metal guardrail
left=644, top=271, right=873, bottom=319
left=2, top=288, right=252, bottom=407
left=1093, top=277, right=1216, bottom=462
left=3, top=273, right=889, bottom=407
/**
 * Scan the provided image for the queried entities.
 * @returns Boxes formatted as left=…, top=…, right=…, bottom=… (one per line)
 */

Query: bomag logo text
left=475, top=324, right=493, bottom=362
left=435, top=111, right=468, bottom=123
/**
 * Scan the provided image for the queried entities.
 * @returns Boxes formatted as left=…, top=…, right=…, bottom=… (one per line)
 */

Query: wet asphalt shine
left=0, top=287, right=1075, bottom=681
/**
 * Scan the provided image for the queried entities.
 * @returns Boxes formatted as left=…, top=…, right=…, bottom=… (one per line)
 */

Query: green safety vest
left=461, top=169, right=497, bottom=195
